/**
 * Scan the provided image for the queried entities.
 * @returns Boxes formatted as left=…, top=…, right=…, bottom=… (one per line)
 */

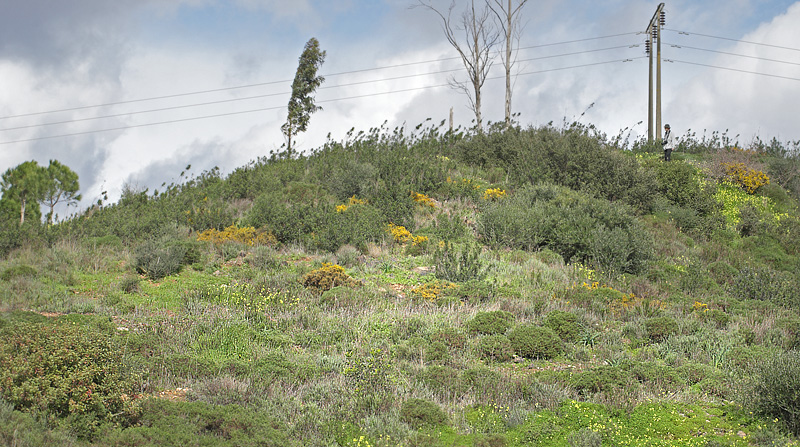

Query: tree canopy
left=281, top=37, right=326, bottom=157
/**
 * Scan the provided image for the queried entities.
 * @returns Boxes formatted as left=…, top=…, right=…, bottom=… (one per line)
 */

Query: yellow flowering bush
left=692, top=301, right=709, bottom=313
left=197, top=224, right=276, bottom=246
left=302, top=263, right=361, bottom=292
left=336, top=195, right=368, bottom=213
left=410, top=281, right=457, bottom=301
left=715, top=181, right=787, bottom=229
left=387, top=223, right=413, bottom=244
left=483, top=188, right=506, bottom=201
left=411, top=191, right=435, bottom=208
left=722, top=162, right=770, bottom=194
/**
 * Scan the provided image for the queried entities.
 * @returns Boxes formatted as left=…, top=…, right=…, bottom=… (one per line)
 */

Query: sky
left=1, top=0, right=799, bottom=217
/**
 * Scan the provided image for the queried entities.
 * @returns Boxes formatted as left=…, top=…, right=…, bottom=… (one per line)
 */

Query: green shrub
left=479, top=183, right=653, bottom=274
left=462, top=366, right=502, bottom=393
left=702, top=309, right=730, bottom=328
left=543, top=310, right=580, bottom=342
left=103, top=399, right=298, bottom=446
left=473, top=335, right=514, bottom=363
left=431, top=212, right=470, bottom=241
left=508, top=325, right=563, bottom=359
left=644, top=316, right=678, bottom=342
left=419, top=366, right=464, bottom=400
left=568, top=427, right=602, bottom=447
left=433, top=241, right=486, bottom=283
left=0, top=319, right=140, bottom=438
left=474, top=433, right=508, bottom=447
left=570, top=366, right=628, bottom=395
left=749, top=350, right=800, bottom=436
left=730, top=265, right=798, bottom=309
left=0, top=264, right=37, bottom=281
left=317, top=203, right=386, bottom=253
left=119, top=276, right=140, bottom=294
left=467, top=310, right=514, bottom=335
left=429, top=327, right=467, bottom=350
left=134, top=239, right=187, bottom=280
left=424, top=341, right=450, bottom=364
left=399, top=398, right=448, bottom=429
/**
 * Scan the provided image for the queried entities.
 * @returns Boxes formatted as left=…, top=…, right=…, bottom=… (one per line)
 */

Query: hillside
left=1, top=122, right=800, bottom=447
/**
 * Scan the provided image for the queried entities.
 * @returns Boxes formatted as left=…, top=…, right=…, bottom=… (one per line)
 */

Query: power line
left=0, top=57, right=640, bottom=145
left=664, top=41, right=800, bottom=66
left=2, top=44, right=641, bottom=133
left=0, top=33, right=641, bottom=121
left=664, top=28, right=800, bottom=52
left=666, top=58, right=800, bottom=82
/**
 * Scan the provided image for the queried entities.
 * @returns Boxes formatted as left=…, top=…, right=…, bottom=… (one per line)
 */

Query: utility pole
left=646, top=3, right=665, bottom=142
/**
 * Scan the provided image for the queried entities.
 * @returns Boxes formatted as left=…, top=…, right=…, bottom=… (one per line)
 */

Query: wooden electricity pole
left=646, top=3, right=665, bottom=142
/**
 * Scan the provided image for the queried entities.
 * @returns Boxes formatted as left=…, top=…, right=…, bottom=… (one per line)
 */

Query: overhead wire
left=664, top=28, right=800, bottom=52
left=663, top=42, right=800, bottom=66
left=0, top=56, right=642, bottom=145
left=0, top=32, right=641, bottom=122
left=0, top=44, right=641, bottom=133
left=665, top=59, right=800, bottom=82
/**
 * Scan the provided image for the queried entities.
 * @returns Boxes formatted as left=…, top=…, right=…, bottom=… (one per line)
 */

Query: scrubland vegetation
left=1, top=121, right=800, bottom=446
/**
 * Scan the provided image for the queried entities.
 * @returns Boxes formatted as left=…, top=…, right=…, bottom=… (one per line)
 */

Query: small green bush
left=429, top=327, right=467, bottom=350
left=119, top=276, right=140, bottom=294
left=419, top=366, right=464, bottom=400
left=644, top=316, right=678, bottom=342
left=568, top=427, right=602, bottom=447
left=400, top=398, right=448, bottom=429
left=570, top=366, right=628, bottom=395
left=434, top=241, right=486, bottom=283
left=467, top=310, right=515, bottom=335
left=508, top=325, right=563, bottom=359
left=749, top=350, right=800, bottom=436
left=543, top=310, right=580, bottom=342
left=423, top=341, right=450, bottom=364
left=134, top=239, right=187, bottom=280
left=0, top=264, right=37, bottom=281
left=473, top=335, right=514, bottom=363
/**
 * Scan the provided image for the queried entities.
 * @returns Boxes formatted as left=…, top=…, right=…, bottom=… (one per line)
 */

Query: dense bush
left=570, top=366, right=628, bottom=395
left=0, top=264, right=37, bottom=281
left=473, top=335, right=514, bottom=363
left=103, top=399, right=298, bottom=446
left=543, top=310, right=580, bottom=342
left=730, top=265, right=799, bottom=309
left=748, top=350, right=800, bottom=436
left=453, top=124, right=658, bottom=211
left=0, top=317, right=140, bottom=438
left=644, top=316, right=679, bottom=342
left=433, top=241, right=486, bottom=283
left=480, top=183, right=653, bottom=273
left=134, top=239, right=189, bottom=280
left=508, top=325, right=563, bottom=359
left=467, top=310, right=515, bottom=335
left=400, top=398, right=448, bottom=429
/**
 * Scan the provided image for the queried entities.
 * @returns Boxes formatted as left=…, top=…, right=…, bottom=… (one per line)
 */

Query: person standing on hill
left=662, top=124, right=675, bottom=161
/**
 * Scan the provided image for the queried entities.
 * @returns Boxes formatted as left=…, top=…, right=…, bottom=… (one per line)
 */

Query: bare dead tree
left=487, top=0, right=529, bottom=128
left=415, top=0, right=499, bottom=133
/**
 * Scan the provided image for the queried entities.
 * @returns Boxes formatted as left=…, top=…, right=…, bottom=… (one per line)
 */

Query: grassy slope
left=1, top=124, right=799, bottom=446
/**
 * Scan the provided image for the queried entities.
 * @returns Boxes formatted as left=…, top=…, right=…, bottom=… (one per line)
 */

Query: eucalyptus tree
left=282, top=37, right=326, bottom=158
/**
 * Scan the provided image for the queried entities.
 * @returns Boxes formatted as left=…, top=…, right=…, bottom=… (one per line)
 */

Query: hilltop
left=1, top=122, right=799, bottom=446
